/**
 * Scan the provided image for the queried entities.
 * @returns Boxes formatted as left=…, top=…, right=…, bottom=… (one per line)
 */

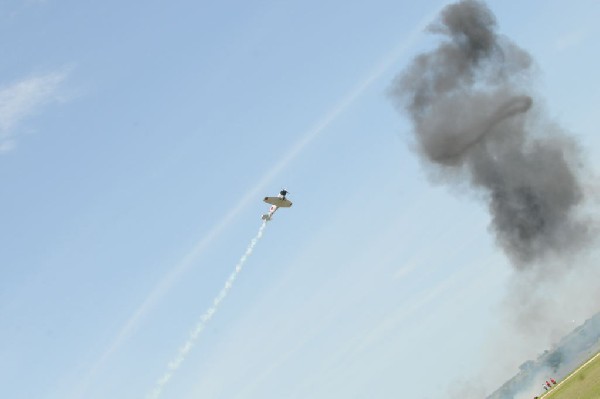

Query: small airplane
left=262, top=189, right=292, bottom=221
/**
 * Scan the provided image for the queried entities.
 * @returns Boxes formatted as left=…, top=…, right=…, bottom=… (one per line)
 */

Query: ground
left=540, top=351, right=600, bottom=399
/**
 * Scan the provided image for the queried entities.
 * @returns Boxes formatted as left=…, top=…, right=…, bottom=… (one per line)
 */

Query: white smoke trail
left=146, top=221, right=268, bottom=399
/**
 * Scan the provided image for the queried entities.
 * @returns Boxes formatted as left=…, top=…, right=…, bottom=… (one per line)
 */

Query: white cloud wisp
left=0, top=70, right=67, bottom=152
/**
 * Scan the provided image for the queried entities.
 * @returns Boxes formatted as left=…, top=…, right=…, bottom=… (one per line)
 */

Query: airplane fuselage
left=262, top=191, right=292, bottom=221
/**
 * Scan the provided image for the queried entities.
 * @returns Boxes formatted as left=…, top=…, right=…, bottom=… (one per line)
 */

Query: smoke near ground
left=146, top=221, right=267, bottom=399
left=388, top=0, right=593, bottom=268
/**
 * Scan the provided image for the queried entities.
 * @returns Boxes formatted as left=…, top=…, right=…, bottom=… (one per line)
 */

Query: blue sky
left=2, top=1, right=600, bottom=398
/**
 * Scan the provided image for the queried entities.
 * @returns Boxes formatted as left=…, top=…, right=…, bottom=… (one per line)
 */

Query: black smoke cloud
left=389, top=0, right=591, bottom=267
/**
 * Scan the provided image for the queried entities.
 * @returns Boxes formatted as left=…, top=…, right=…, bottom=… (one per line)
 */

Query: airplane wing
left=263, top=197, right=292, bottom=207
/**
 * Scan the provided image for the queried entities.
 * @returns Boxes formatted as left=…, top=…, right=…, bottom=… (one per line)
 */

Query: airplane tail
left=261, top=214, right=271, bottom=221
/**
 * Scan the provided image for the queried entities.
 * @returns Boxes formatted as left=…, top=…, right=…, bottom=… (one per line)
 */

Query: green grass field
left=540, top=352, right=600, bottom=399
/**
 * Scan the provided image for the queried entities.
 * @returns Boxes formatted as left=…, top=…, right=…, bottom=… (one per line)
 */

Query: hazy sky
left=1, top=1, right=600, bottom=398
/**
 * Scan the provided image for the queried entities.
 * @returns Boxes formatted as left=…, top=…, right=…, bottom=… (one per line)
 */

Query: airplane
left=262, top=189, right=292, bottom=221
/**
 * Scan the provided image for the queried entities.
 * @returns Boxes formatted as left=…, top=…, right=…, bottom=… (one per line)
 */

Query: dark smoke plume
left=389, top=0, right=591, bottom=267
